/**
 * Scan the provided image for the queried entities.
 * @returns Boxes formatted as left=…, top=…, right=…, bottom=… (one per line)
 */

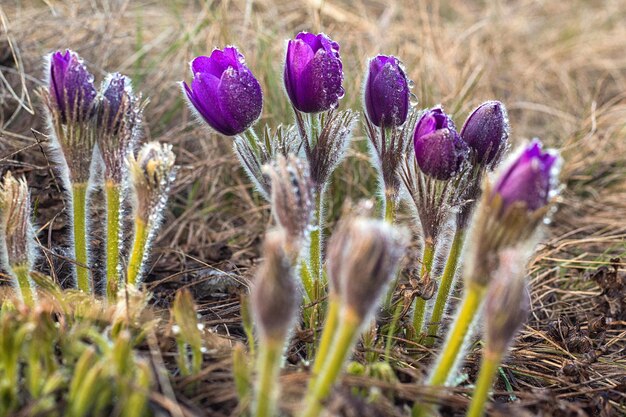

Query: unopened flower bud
left=263, top=155, right=314, bottom=255
left=284, top=32, right=344, bottom=113
left=484, top=250, right=531, bottom=354
left=129, top=142, right=177, bottom=222
left=328, top=217, right=407, bottom=321
left=183, top=47, right=263, bottom=136
left=97, top=73, right=143, bottom=183
left=251, top=230, right=299, bottom=341
left=493, top=139, right=559, bottom=212
left=42, top=49, right=98, bottom=184
left=364, top=55, right=410, bottom=127
left=461, top=101, right=509, bottom=167
left=0, top=172, right=34, bottom=268
left=413, top=107, right=469, bottom=180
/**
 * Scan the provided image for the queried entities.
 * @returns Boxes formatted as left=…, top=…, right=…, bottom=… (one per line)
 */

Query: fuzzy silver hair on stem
left=96, top=72, right=144, bottom=299
left=365, top=109, right=418, bottom=218
left=251, top=230, right=299, bottom=417
left=262, top=154, right=314, bottom=257
left=0, top=172, right=37, bottom=305
left=126, top=142, right=177, bottom=287
left=293, top=109, right=357, bottom=192
left=234, top=125, right=300, bottom=200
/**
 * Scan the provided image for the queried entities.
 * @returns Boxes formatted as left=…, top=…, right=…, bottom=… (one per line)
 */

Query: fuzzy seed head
left=263, top=155, right=314, bottom=255
left=251, top=230, right=299, bottom=342
left=129, top=142, right=177, bottom=222
left=0, top=172, right=33, bottom=268
left=328, top=216, right=407, bottom=321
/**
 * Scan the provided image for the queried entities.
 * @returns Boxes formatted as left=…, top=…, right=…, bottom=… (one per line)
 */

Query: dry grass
left=2, top=0, right=626, bottom=416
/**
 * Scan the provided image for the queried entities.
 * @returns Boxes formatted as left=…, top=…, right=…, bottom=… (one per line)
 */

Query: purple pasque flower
left=494, top=139, right=559, bottom=212
left=364, top=55, right=410, bottom=127
left=49, top=49, right=97, bottom=123
left=461, top=101, right=509, bottom=166
left=284, top=32, right=344, bottom=113
left=413, top=107, right=469, bottom=180
left=99, top=72, right=129, bottom=133
left=183, top=47, right=263, bottom=136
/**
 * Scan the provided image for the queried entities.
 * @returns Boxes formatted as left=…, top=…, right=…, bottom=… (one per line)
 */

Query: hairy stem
left=72, top=183, right=91, bottom=293
left=105, top=182, right=122, bottom=300
left=253, top=339, right=282, bottom=417
left=301, top=310, right=360, bottom=417
left=412, top=240, right=436, bottom=337
left=243, top=128, right=260, bottom=156
left=425, top=229, right=466, bottom=346
left=384, top=193, right=396, bottom=223
left=412, top=283, right=485, bottom=417
left=466, top=350, right=502, bottom=417
left=311, top=296, right=340, bottom=380
left=127, top=217, right=149, bottom=287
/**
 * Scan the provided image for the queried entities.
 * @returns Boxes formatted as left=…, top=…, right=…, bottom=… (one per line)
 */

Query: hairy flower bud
left=493, top=139, right=559, bottom=212
left=364, top=55, right=410, bottom=127
left=42, top=49, right=98, bottom=184
left=183, top=47, right=263, bottom=136
left=251, top=230, right=299, bottom=341
left=466, top=140, right=560, bottom=287
left=97, top=73, right=143, bottom=183
left=327, top=216, right=407, bottom=321
left=129, top=142, right=177, bottom=222
left=484, top=250, right=531, bottom=354
left=284, top=32, right=345, bottom=113
left=461, top=101, right=509, bottom=167
left=0, top=172, right=34, bottom=268
left=263, top=155, right=314, bottom=255
left=413, top=107, right=469, bottom=180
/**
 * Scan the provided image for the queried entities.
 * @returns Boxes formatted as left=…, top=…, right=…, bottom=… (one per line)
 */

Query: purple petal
left=216, top=66, right=263, bottom=135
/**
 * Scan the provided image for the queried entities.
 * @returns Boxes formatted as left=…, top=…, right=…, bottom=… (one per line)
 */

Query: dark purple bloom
left=284, top=32, right=344, bottom=113
left=494, top=139, right=559, bottom=211
left=413, top=107, right=469, bottom=180
left=183, top=47, right=263, bottom=136
left=99, top=73, right=128, bottom=133
left=461, top=101, right=509, bottom=166
left=364, top=55, right=410, bottom=127
left=49, top=50, right=97, bottom=123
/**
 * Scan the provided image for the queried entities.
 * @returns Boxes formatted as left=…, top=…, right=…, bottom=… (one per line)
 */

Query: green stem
left=127, top=217, right=150, bottom=287
left=72, top=183, right=90, bottom=293
left=384, top=301, right=404, bottom=361
left=309, top=191, right=323, bottom=286
left=384, top=193, right=395, bottom=223
left=412, top=240, right=436, bottom=337
left=12, top=264, right=35, bottom=306
left=254, top=339, right=282, bottom=417
left=301, top=310, right=360, bottom=417
left=425, top=229, right=466, bottom=346
left=105, top=182, right=122, bottom=300
left=466, top=350, right=502, bottom=417
left=311, top=296, right=340, bottom=379
left=412, top=283, right=485, bottom=417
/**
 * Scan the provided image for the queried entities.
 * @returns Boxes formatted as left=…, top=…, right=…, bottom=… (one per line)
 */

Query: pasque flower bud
left=97, top=73, right=143, bottom=183
left=493, top=139, right=559, bottom=212
left=413, top=107, right=469, bottom=180
left=484, top=249, right=531, bottom=354
left=0, top=172, right=34, bottom=269
left=251, top=230, right=299, bottom=341
left=364, top=55, right=410, bottom=127
left=48, top=49, right=97, bottom=124
left=43, top=49, right=98, bottom=184
left=263, top=155, right=314, bottom=255
left=284, top=32, right=344, bottom=113
left=461, top=101, right=509, bottom=167
left=183, top=47, right=263, bottom=136
left=129, top=142, right=177, bottom=222
left=327, top=216, right=407, bottom=321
